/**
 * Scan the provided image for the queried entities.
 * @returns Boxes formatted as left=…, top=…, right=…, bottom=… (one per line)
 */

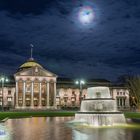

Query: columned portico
left=14, top=58, right=57, bottom=109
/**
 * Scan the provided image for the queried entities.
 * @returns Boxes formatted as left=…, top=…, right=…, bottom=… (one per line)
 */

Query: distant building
left=0, top=57, right=130, bottom=110
left=110, top=86, right=129, bottom=110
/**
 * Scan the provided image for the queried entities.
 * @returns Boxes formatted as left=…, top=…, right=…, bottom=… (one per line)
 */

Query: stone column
left=47, top=82, right=50, bottom=107
left=116, top=98, right=119, bottom=109
left=39, top=82, right=42, bottom=107
left=46, top=81, right=47, bottom=107
left=118, top=98, right=120, bottom=107
left=23, top=81, right=26, bottom=107
left=15, top=81, right=19, bottom=108
left=53, top=82, right=56, bottom=108
left=31, top=81, right=34, bottom=107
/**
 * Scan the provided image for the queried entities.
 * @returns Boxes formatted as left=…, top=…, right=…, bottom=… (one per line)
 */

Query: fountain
left=75, top=86, right=126, bottom=126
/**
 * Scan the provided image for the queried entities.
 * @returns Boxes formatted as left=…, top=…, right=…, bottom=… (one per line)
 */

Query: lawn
left=124, top=112, right=140, bottom=119
left=0, top=111, right=75, bottom=121
left=0, top=111, right=140, bottom=121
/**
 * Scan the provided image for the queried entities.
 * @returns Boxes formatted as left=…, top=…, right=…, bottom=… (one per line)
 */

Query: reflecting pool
left=0, top=117, right=140, bottom=140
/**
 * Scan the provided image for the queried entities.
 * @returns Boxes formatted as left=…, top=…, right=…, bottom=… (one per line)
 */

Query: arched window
left=26, top=79, right=31, bottom=93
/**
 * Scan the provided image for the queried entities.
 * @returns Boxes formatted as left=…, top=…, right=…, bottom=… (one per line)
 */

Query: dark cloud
left=122, top=0, right=140, bottom=6
left=0, top=38, right=15, bottom=51
left=0, top=0, right=140, bottom=80
left=0, top=0, right=56, bottom=15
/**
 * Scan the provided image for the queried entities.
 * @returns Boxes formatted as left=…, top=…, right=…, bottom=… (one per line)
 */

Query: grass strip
left=0, top=111, right=75, bottom=120
left=0, top=111, right=140, bottom=121
left=124, top=112, right=140, bottom=119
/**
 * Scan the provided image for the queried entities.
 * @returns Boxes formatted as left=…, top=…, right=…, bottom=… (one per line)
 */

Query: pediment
left=15, top=66, right=57, bottom=77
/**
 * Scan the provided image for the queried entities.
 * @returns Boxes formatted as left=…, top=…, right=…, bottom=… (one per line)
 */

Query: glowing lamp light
left=75, top=80, right=85, bottom=85
left=81, top=80, right=85, bottom=85
left=78, top=6, right=95, bottom=25
left=1, top=77, right=4, bottom=82
left=75, top=81, right=79, bottom=85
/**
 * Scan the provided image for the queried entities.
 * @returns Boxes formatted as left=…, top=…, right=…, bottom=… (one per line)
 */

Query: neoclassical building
left=0, top=57, right=130, bottom=110
left=14, top=58, right=57, bottom=109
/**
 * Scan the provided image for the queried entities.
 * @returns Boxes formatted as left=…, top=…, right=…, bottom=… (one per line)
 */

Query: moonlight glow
left=78, top=6, right=95, bottom=25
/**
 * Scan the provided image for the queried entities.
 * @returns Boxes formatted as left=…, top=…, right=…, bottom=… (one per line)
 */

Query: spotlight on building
left=75, top=79, right=85, bottom=104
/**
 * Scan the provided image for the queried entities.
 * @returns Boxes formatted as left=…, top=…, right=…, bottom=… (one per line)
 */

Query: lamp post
left=75, top=80, right=85, bottom=105
left=0, top=76, right=8, bottom=111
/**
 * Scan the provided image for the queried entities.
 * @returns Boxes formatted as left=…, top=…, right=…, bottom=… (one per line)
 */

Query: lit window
left=35, top=67, right=39, bottom=73
left=19, top=101, right=22, bottom=104
left=71, top=98, right=76, bottom=101
left=56, top=98, right=60, bottom=102
left=7, top=97, right=12, bottom=101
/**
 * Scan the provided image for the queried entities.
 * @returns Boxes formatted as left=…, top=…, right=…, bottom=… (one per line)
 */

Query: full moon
left=78, top=6, right=95, bottom=25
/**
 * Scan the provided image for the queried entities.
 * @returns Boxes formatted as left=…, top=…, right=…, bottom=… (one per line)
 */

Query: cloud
left=0, top=0, right=56, bottom=15
left=0, top=0, right=139, bottom=80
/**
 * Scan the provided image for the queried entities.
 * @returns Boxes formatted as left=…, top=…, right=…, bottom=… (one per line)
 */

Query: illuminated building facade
left=0, top=58, right=130, bottom=110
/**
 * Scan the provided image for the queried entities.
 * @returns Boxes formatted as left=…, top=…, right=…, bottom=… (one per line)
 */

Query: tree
left=125, top=75, right=140, bottom=109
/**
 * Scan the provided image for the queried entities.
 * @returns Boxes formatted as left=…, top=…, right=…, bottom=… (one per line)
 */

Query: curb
left=1, top=117, right=9, bottom=122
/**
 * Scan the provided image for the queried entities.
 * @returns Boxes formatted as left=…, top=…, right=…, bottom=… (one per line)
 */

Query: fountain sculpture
left=75, top=87, right=126, bottom=126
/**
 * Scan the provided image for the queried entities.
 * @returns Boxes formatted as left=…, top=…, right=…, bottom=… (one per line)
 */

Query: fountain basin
left=74, top=87, right=126, bottom=126
left=75, top=112, right=126, bottom=126
left=80, top=99, right=117, bottom=112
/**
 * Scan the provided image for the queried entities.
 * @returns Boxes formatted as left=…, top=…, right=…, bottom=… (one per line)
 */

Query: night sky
left=0, top=0, right=140, bottom=81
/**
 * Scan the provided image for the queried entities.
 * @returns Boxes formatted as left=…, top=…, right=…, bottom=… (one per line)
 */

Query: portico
left=14, top=58, right=57, bottom=109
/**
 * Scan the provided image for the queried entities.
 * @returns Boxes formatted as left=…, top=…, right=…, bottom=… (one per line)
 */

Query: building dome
left=18, top=58, right=43, bottom=71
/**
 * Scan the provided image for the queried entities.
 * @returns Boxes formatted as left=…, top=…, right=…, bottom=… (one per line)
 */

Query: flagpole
left=30, top=44, right=34, bottom=59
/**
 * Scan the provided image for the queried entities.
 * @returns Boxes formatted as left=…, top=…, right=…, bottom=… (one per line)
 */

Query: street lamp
left=0, top=76, right=9, bottom=111
left=75, top=80, right=85, bottom=105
